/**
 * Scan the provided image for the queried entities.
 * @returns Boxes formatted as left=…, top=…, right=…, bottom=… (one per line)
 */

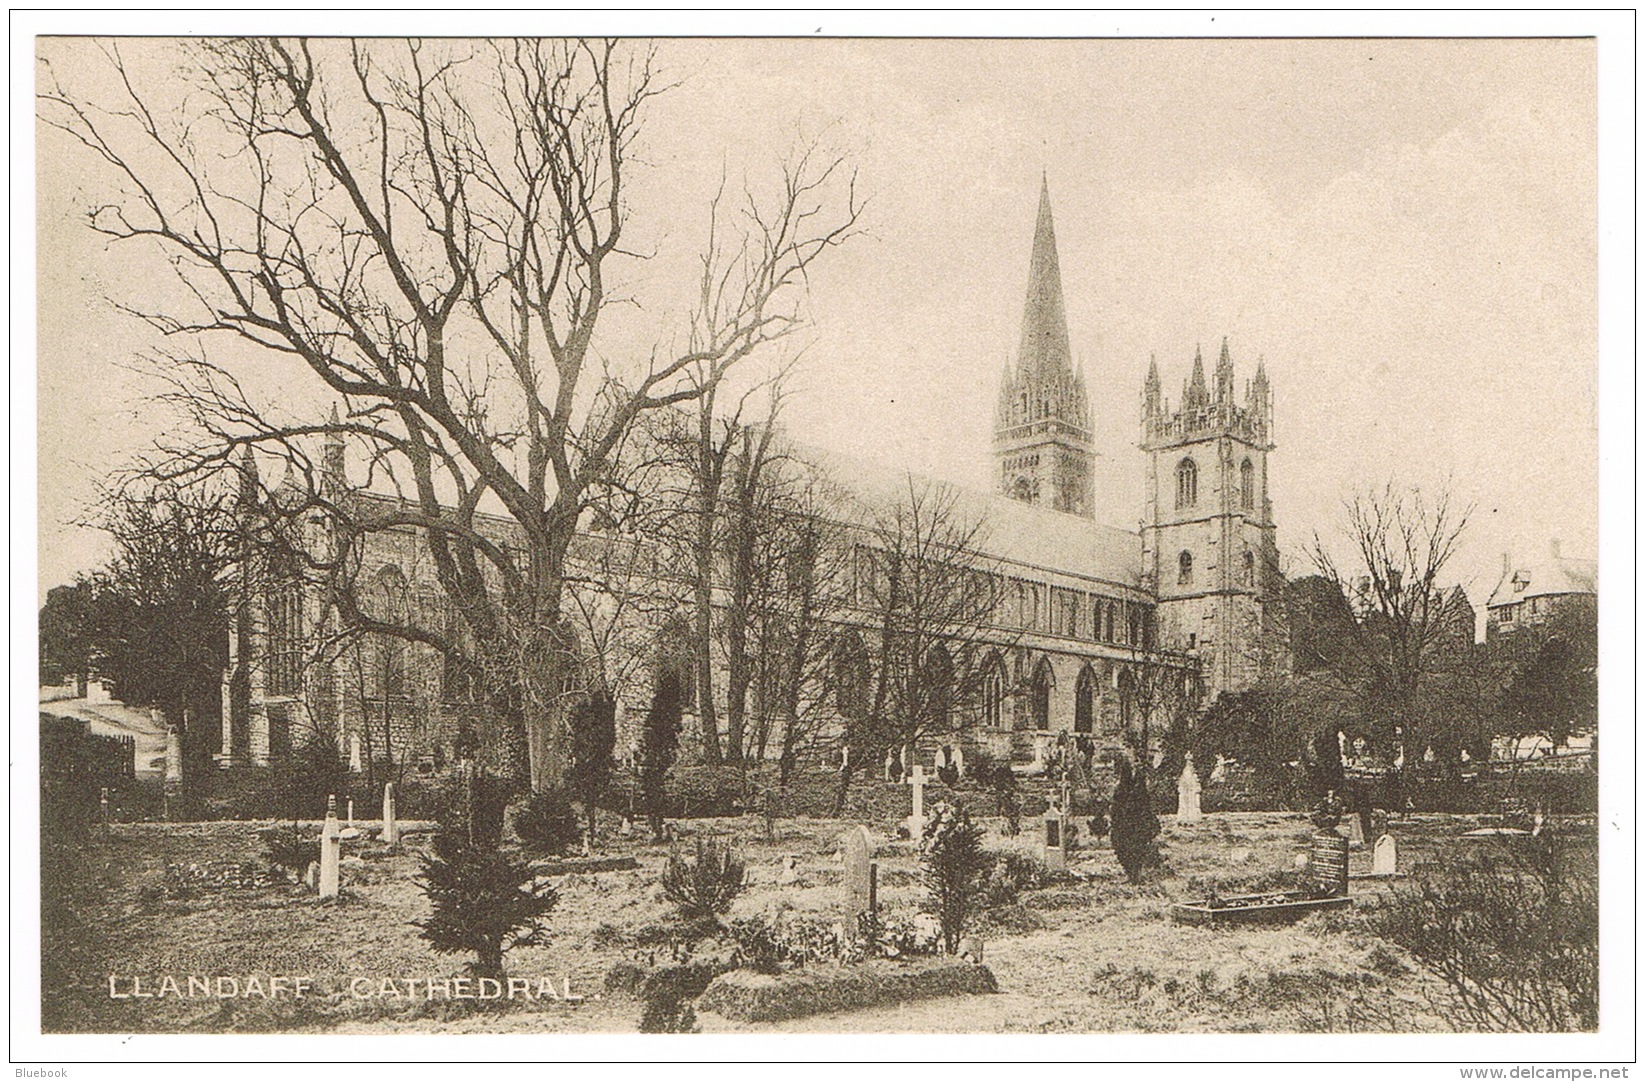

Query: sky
left=34, top=35, right=1600, bottom=609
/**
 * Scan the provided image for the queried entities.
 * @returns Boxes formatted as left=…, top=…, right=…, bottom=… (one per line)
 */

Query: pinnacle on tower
left=1016, top=176, right=1074, bottom=379
left=1143, top=354, right=1162, bottom=420
left=236, top=444, right=259, bottom=506
left=1184, top=344, right=1209, bottom=409
left=1215, top=337, right=1235, bottom=404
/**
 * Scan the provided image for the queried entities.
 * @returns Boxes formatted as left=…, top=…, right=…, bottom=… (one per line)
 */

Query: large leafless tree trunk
left=40, top=37, right=860, bottom=790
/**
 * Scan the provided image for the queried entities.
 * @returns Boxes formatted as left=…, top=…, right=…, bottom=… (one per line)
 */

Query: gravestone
left=346, top=799, right=355, bottom=827
left=779, top=854, right=799, bottom=885
left=841, top=826, right=873, bottom=916
left=349, top=733, right=363, bottom=774
left=381, top=782, right=399, bottom=845
left=100, top=787, right=110, bottom=830
left=1310, top=830, right=1349, bottom=898
left=318, top=795, right=342, bottom=901
left=1346, top=812, right=1366, bottom=850
left=164, top=726, right=183, bottom=784
left=1372, top=834, right=1397, bottom=876
left=1042, top=804, right=1067, bottom=871
left=303, top=861, right=319, bottom=890
left=1177, top=754, right=1202, bottom=823
left=905, top=765, right=928, bottom=839
left=883, top=749, right=898, bottom=782
left=953, top=745, right=966, bottom=780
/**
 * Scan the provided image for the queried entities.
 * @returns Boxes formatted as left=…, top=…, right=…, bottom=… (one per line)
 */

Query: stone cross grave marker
left=319, top=795, right=342, bottom=901
left=1177, top=753, right=1202, bottom=823
left=906, top=765, right=928, bottom=838
left=1373, top=833, right=1398, bottom=876
left=842, top=826, right=874, bottom=916
left=381, top=782, right=399, bottom=845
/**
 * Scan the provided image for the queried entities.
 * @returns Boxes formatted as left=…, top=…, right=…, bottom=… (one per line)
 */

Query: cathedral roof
left=792, top=440, right=1144, bottom=591
left=1016, top=176, right=1074, bottom=380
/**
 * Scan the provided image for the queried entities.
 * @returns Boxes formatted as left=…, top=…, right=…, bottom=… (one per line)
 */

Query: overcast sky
left=35, top=36, right=1598, bottom=608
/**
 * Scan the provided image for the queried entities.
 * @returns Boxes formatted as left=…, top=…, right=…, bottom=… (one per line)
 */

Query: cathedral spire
left=1016, top=176, right=1073, bottom=379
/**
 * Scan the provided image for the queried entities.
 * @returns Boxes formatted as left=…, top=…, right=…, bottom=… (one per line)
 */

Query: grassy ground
left=39, top=809, right=1584, bottom=1034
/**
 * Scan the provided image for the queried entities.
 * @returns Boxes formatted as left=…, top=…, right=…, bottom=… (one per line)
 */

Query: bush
left=660, top=838, right=747, bottom=923
left=261, top=824, right=319, bottom=875
left=1377, top=834, right=1597, bottom=1032
left=638, top=672, right=684, bottom=839
left=979, top=849, right=1052, bottom=907
left=919, top=803, right=989, bottom=954
left=724, top=913, right=868, bottom=973
left=416, top=767, right=557, bottom=978
left=1110, top=755, right=1161, bottom=883
left=511, top=789, right=582, bottom=856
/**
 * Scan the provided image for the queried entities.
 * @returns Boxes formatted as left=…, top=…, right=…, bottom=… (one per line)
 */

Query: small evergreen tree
left=416, top=766, right=557, bottom=978
left=567, top=689, right=617, bottom=848
left=639, top=671, right=684, bottom=841
left=1110, top=755, right=1161, bottom=883
left=920, top=803, right=989, bottom=954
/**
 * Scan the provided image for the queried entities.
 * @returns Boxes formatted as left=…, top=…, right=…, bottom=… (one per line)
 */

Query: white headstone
left=349, top=734, right=363, bottom=774
left=953, top=745, right=966, bottom=779
left=884, top=749, right=897, bottom=782
left=1373, top=834, right=1397, bottom=876
left=303, top=861, right=319, bottom=890
left=779, top=854, right=799, bottom=885
left=164, top=727, right=183, bottom=783
left=841, top=826, right=873, bottom=915
left=1209, top=754, right=1228, bottom=783
left=906, top=765, right=928, bottom=838
left=346, top=799, right=355, bottom=827
left=319, top=796, right=341, bottom=901
left=1177, top=755, right=1202, bottom=823
left=381, top=782, right=399, bottom=845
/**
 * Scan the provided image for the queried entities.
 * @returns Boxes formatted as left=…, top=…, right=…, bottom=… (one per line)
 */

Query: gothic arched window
left=1240, top=458, right=1255, bottom=511
left=1176, top=457, right=1198, bottom=509
left=1074, top=665, right=1097, bottom=734
left=1241, top=549, right=1256, bottom=587
left=1178, top=550, right=1194, bottom=586
left=981, top=653, right=1006, bottom=730
left=1027, top=657, right=1053, bottom=731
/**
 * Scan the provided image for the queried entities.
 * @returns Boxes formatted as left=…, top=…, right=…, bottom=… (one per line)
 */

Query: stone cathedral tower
left=994, top=179, right=1094, bottom=517
left=1141, top=339, right=1277, bottom=696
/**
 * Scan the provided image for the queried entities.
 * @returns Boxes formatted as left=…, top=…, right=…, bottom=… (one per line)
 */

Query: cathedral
left=220, top=181, right=1279, bottom=776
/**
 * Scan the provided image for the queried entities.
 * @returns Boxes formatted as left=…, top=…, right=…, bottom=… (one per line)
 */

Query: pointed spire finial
left=1016, top=178, right=1073, bottom=381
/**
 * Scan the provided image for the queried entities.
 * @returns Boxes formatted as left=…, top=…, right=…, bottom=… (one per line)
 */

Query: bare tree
left=1307, top=483, right=1478, bottom=773
left=833, top=478, right=1007, bottom=811
left=40, top=38, right=861, bottom=790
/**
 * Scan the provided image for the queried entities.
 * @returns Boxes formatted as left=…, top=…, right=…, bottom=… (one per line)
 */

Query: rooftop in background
left=1486, top=539, right=1598, bottom=609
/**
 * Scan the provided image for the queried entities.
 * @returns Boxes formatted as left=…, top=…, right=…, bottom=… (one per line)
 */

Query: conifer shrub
left=416, top=766, right=557, bottom=979
left=919, top=803, right=989, bottom=954
left=660, top=838, right=747, bottom=924
left=512, top=789, right=582, bottom=856
left=1110, top=755, right=1162, bottom=883
left=639, top=671, right=684, bottom=840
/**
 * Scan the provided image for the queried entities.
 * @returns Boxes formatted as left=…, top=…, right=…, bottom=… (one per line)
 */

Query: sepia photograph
left=18, top=11, right=1632, bottom=1065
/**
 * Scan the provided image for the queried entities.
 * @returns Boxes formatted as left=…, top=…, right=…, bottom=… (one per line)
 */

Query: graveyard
left=40, top=773, right=1599, bottom=1034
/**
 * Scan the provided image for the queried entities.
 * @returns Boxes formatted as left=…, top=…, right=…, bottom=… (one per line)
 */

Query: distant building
left=1484, top=539, right=1597, bottom=641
